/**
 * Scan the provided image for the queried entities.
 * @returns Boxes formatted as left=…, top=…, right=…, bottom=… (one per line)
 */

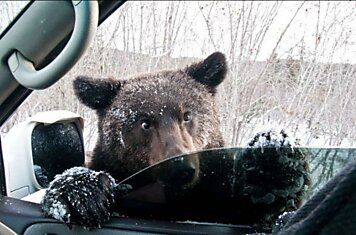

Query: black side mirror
left=32, top=121, right=85, bottom=187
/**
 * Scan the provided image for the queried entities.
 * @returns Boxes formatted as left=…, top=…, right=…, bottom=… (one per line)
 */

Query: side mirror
left=2, top=111, right=85, bottom=198
left=31, top=121, right=85, bottom=187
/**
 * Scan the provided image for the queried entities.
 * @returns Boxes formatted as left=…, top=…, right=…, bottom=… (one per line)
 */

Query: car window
left=1, top=0, right=356, bottom=226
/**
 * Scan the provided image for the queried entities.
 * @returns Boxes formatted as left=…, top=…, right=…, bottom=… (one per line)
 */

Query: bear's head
left=73, top=52, right=227, bottom=181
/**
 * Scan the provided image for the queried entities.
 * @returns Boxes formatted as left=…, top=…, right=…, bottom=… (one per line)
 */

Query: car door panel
left=0, top=195, right=252, bottom=235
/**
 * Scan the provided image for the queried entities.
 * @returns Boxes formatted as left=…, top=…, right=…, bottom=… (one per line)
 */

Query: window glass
left=116, top=147, right=355, bottom=223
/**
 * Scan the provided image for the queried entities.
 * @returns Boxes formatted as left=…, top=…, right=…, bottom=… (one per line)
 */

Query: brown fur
left=74, top=52, right=227, bottom=180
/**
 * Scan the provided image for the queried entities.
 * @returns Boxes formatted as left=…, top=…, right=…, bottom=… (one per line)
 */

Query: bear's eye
left=140, top=119, right=151, bottom=130
left=183, top=111, right=192, bottom=122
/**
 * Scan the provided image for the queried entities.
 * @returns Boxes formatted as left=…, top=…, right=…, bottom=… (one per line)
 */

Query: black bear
left=41, top=52, right=310, bottom=230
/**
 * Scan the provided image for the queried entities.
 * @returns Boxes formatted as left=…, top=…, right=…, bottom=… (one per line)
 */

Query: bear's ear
left=184, top=52, right=227, bottom=92
left=73, top=76, right=121, bottom=110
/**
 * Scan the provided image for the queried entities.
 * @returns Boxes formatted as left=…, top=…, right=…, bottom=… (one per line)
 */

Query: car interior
left=0, top=1, right=355, bottom=235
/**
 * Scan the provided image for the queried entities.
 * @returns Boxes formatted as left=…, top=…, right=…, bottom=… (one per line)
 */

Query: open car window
left=2, top=1, right=355, bottom=148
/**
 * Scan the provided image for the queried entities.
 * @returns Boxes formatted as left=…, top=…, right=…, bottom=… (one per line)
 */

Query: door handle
left=7, top=0, right=98, bottom=90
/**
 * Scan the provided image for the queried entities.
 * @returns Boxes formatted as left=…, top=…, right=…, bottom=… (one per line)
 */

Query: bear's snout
left=148, top=122, right=200, bottom=188
left=149, top=122, right=197, bottom=165
left=153, top=153, right=200, bottom=189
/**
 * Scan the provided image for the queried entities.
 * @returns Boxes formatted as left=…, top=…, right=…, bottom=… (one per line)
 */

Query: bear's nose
left=178, top=161, right=197, bottom=185
left=156, top=155, right=199, bottom=187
